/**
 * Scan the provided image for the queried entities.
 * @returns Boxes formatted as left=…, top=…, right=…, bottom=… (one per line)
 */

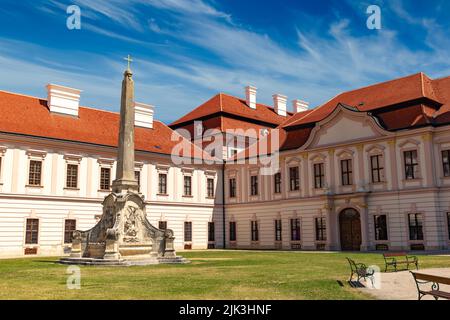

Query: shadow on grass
left=32, top=260, right=61, bottom=265
left=348, top=280, right=366, bottom=288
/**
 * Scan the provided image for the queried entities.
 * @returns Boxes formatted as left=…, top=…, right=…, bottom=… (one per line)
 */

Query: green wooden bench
left=410, top=272, right=450, bottom=300
left=383, top=252, right=418, bottom=272
left=346, top=257, right=375, bottom=286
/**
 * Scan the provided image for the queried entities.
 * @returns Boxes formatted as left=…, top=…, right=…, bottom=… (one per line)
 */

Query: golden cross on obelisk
left=124, top=54, right=133, bottom=70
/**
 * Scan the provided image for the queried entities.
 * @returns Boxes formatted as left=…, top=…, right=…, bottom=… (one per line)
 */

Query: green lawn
left=0, top=250, right=449, bottom=300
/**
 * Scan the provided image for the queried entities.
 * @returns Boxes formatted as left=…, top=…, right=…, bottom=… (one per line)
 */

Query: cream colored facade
left=224, top=105, right=450, bottom=251
left=0, top=133, right=224, bottom=258
left=1, top=83, right=450, bottom=258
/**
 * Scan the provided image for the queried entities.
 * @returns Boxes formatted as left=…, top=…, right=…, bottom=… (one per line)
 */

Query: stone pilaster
left=387, top=139, right=399, bottom=190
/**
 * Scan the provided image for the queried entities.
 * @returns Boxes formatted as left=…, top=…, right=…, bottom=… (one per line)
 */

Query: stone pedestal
left=60, top=191, right=187, bottom=265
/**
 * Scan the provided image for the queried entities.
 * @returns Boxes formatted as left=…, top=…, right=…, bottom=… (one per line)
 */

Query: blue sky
left=1, top=0, right=450, bottom=124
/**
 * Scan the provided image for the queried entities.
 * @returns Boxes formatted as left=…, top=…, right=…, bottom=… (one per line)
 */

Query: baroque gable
left=301, top=104, right=391, bottom=150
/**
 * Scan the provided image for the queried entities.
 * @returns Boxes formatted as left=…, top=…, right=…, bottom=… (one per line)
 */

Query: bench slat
left=383, top=252, right=408, bottom=257
left=425, top=290, right=450, bottom=299
left=413, top=272, right=450, bottom=286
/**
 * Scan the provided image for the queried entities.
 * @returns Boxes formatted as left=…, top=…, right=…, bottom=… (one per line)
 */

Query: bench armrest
left=355, top=263, right=367, bottom=269
left=406, top=255, right=418, bottom=262
left=384, top=257, right=396, bottom=263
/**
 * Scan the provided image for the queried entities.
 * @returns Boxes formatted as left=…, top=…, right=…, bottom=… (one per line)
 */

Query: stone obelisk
left=60, top=56, right=187, bottom=265
left=112, top=57, right=139, bottom=194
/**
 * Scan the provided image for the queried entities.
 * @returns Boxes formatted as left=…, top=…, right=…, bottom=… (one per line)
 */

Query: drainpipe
left=222, top=162, right=226, bottom=249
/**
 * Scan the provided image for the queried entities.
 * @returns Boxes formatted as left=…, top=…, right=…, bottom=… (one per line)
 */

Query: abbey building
left=1, top=72, right=449, bottom=257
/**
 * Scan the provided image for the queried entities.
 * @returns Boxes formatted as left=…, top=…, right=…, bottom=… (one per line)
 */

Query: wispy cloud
left=3, top=0, right=450, bottom=124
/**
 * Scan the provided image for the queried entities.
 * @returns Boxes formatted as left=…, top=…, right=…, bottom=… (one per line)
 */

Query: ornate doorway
left=339, top=208, right=361, bottom=251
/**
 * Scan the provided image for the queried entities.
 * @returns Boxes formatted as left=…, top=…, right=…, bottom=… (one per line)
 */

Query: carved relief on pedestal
left=123, top=205, right=140, bottom=243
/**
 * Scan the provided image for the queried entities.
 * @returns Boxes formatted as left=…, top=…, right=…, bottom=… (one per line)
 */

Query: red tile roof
left=170, top=92, right=292, bottom=128
left=282, top=73, right=443, bottom=129
left=231, top=72, right=450, bottom=160
left=0, top=90, right=211, bottom=160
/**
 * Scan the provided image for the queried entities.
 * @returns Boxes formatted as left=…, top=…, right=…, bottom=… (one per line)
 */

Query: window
left=289, top=167, right=299, bottom=191
left=135, top=171, right=140, bottom=192
left=442, top=150, right=450, bottom=177
left=158, top=221, right=167, bottom=230
left=229, top=178, right=236, bottom=198
left=314, top=163, right=325, bottom=189
left=100, top=167, right=111, bottom=191
left=184, top=176, right=192, bottom=196
left=158, top=173, right=167, bottom=194
left=250, top=175, right=258, bottom=196
left=447, top=213, right=450, bottom=240
left=208, top=222, right=215, bottom=242
left=275, top=219, right=282, bottom=241
left=66, top=164, right=78, bottom=189
left=207, top=178, right=215, bottom=198
left=64, top=219, right=76, bottom=244
left=251, top=221, right=259, bottom=241
left=25, top=218, right=39, bottom=244
left=290, top=218, right=301, bottom=241
left=408, top=213, right=424, bottom=241
left=404, top=150, right=419, bottom=180
left=274, top=173, right=281, bottom=194
left=374, top=215, right=388, bottom=241
left=28, top=160, right=42, bottom=186
left=315, top=217, right=326, bottom=241
left=229, top=221, right=236, bottom=241
left=184, top=221, right=192, bottom=242
left=370, top=155, right=384, bottom=183
left=341, top=159, right=353, bottom=186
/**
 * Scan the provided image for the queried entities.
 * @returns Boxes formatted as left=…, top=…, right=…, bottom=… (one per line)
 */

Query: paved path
left=359, top=268, right=450, bottom=300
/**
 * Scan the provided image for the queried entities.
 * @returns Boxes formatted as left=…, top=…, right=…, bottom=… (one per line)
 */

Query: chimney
left=46, top=84, right=81, bottom=117
left=292, top=99, right=309, bottom=113
left=135, top=102, right=155, bottom=129
left=245, top=86, right=257, bottom=109
left=273, top=94, right=287, bottom=116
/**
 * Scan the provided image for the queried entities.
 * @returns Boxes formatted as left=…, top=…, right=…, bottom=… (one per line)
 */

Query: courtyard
left=0, top=250, right=449, bottom=300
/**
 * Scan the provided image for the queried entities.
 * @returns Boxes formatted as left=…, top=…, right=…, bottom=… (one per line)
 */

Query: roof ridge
left=420, top=72, right=426, bottom=98
left=0, top=89, right=46, bottom=101
left=432, top=74, right=450, bottom=81
left=170, top=93, right=222, bottom=126
left=219, top=91, right=294, bottom=115
left=282, top=91, right=343, bottom=127
left=219, top=92, right=267, bottom=107
left=219, top=93, right=224, bottom=132
left=0, top=89, right=123, bottom=116
left=338, top=72, right=425, bottom=96
left=79, top=105, right=119, bottom=115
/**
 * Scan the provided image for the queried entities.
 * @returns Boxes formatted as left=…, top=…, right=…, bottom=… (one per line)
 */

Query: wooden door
left=339, top=209, right=361, bottom=251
